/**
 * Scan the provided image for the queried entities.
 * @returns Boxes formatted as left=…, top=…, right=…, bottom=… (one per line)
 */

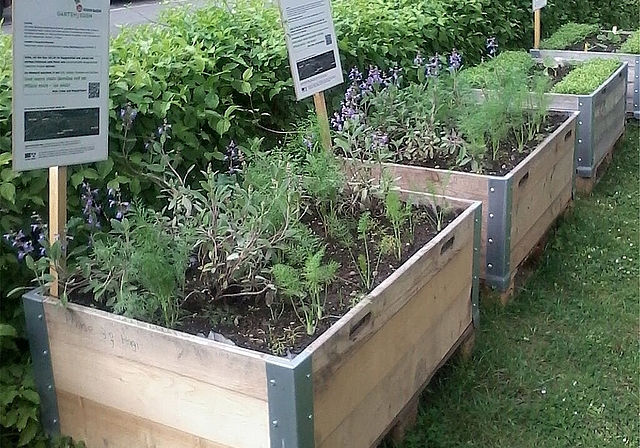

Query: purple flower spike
left=486, top=37, right=498, bottom=58
left=448, top=49, right=462, bottom=71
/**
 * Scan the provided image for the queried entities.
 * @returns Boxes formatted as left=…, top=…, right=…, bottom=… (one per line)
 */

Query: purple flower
left=120, top=103, right=138, bottom=131
left=413, top=53, right=425, bottom=66
left=223, top=140, right=243, bottom=175
left=371, top=131, right=390, bottom=151
left=486, top=37, right=498, bottom=58
left=349, top=67, right=362, bottom=82
left=448, top=49, right=462, bottom=71
left=2, top=214, right=48, bottom=262
left=425, top=54, right=442, bottom=78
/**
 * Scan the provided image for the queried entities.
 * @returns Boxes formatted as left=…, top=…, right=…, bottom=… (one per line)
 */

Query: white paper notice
left=12, top=0, right=110, bottom=171
left=533, top=0, right=547, bottom=11
left=278, top=0, right=344, bottom=100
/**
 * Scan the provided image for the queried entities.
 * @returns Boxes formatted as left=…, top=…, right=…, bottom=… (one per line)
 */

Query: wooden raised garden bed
left=530, top=59, right=628, bottom=189
left=530, top=47, right=639, bottom=119
left=345, top=112, right=578, bottom=294
left=24, top=192, right=482, bottom=448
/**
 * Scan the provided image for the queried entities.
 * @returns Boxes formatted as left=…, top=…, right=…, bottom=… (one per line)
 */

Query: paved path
left=1, top=0, right=210, bottom=35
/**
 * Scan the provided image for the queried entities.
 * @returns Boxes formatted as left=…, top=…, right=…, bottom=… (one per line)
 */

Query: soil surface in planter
left=71, top=205, right=462, bottom=357
left=536, top=63, right=573, bottom=87
left=567, top=33, right=632, bottom=52
left=394, top=111, right=570, bottom=176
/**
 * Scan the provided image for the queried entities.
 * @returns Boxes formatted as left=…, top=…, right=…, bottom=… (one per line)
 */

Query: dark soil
left=568, top=33, right=631, bottom=52
left=176, top=206, right=460, bottom=357
left=396, top=111, right=571, bottom=177
left=535, top=63, right=573, bottom=87
left=70, top=205, right=461, bottom=358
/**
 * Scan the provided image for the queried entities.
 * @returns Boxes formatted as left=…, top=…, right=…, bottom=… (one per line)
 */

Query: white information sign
left=278, top=0, right=344, bottom=100
left=533, top=0, right=547, bottom=11
left=12, top=0, right=110, bottom=172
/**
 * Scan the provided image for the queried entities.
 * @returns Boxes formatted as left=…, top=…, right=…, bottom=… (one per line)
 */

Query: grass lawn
left=384, top=123, right=639, bottom=448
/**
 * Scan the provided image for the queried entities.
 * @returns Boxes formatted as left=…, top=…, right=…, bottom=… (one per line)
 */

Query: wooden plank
left=49, top=341, right=270, bottom=448
left=57, top=390, right=232, bottom=448
left=43, top=299, right=269, bottom=401
left=509, top=125, right=575, bottom=268
left=312, top=226, right=474, bottom=445
left=591, top=71, right=627, bottom=164
left=306, top=205, right=476, bottom=378
left=317, top=284, right=472, bottom=448
left=547, top=93, right=580, bottom=111
left=510, top=178, right=572, bottom=270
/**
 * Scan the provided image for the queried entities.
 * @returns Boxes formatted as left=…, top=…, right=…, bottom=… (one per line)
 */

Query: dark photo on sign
left=296, top=50, right=337, bottom=81
left=24, top=108, right=100, bottom=142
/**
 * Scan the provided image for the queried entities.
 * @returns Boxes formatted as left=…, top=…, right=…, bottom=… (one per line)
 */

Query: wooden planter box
left=530, top=48, right=639, bottom=119
left=345, top=112, right=578, bottom=291
left=24, top=192, right=482, bottom=448
left=531, top=59, right=628, bottom=182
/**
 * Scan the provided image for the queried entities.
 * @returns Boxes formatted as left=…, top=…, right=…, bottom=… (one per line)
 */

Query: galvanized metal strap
left=266, top=354, right=314, bottom=448
left=22, top=290, right=60, bottom=436
left=485, top=178, right=513, bottom=291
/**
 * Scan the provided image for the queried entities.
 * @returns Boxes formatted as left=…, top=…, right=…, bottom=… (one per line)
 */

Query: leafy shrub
left=551, top=58, right=622, bottom=94
left=620, top=29, right=640, bottom=53
left=539, top=22, right=600, bottom=49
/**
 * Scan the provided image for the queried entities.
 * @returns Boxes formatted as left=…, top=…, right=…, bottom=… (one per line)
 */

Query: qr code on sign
left=325, top=34, right=332, bottom=45
left=88, top=82, right=100, bottom=99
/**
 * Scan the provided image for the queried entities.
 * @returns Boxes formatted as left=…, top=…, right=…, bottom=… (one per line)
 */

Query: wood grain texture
left=48, top=340, right=270, bottom=448
left=48, top=166, right=67, bottom=299
left=316, top=279, right=472, bottom=448
left=58, top=390, right=233, bottom=448
left=310, top=208, right=476, bottom=446
left=43, top=299, right=269, bottom=400
left=509, top=121, right=575, bottom=270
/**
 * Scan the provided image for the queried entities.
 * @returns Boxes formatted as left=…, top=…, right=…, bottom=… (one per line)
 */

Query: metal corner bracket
left=22, top=289, right=60, bottom=437
left=471, top=203, right=482, bottom=328
left=266, top=352, right=314, bottom=448
left=484, top=177, right=513, bottom=291
left=574, top=96, right=595, bottom=178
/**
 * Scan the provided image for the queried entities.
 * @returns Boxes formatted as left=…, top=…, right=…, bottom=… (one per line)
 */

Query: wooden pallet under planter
left=530, top=59, right=628, bottom=190
left=530, top=48, right=639, bottom=119
left=24, top=192, right=482, bottom=448
left=344, top=112, right=578, bottom=293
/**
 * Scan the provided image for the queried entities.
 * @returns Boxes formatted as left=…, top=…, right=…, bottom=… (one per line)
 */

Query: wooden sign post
left=533, top=0, right=547, bottom=49
left=48, top=166, right=67, bottom=298
left=313, top=92, right=332, bottom=152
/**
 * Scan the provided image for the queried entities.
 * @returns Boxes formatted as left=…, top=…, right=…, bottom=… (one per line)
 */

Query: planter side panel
left=590, top=66, right=627, bottom=168
left=42, top=301, right=270, bottom=448
left=310, top=208, right=476, bottom=447
left=509, top=119, right=576, bottom=270
left=57, top=390, right=232, bottom=448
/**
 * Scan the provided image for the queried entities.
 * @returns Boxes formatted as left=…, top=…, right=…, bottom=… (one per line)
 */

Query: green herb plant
left=620, top=29, right=640, bottom=53
left=552, top=58, right=621, bottom=95
left=539, top=22, right=600, bottom=50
